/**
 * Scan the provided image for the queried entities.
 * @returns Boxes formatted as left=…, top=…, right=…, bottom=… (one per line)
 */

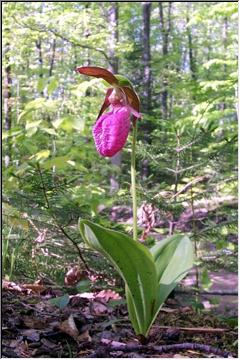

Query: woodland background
left=2, top=0, right=238, bottom=326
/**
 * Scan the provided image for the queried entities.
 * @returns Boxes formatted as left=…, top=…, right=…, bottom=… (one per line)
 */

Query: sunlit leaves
left=52, top=115, right=84, bottom=132
left=29, top=149, right=50, bottom=161
left=47, top=78, right=58, bottom=96
left=72, top=78, right=103, bottom=97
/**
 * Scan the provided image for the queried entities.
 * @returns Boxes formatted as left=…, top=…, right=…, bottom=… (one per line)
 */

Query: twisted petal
left=93, top=106, right=131, bottom=157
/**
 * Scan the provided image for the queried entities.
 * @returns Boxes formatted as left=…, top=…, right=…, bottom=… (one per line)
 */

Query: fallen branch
left=89, top=339, right=232, bottom=358
left=152, top=325, right=233, bottom=334
left=171, top=175, right=211, bottom=199
left=176, top=287, right=238, bottom=296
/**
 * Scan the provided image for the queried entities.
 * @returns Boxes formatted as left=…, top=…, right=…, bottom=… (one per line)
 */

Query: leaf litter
left=2, top=279, right=237, bottom=358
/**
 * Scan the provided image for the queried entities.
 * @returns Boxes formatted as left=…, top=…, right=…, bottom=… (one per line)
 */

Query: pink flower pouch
left=93, top=105, right=131, bottom=157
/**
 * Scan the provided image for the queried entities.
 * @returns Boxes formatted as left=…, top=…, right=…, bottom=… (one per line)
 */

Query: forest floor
left=2, top=278, right=237, bottom=358
left=2, top=204, right=238, bottom=358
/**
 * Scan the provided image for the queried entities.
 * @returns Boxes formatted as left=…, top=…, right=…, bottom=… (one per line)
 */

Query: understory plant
left=76, top=66, right=193, bottom=339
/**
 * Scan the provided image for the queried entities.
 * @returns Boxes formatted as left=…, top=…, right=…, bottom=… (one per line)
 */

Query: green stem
left=131, top=119, right=138, bottom=241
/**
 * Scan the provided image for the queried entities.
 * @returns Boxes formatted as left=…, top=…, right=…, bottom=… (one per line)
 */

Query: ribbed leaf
left=79, top=220, right=193, bottom=337
left=79, top=220, right=158, bottom=335
left=151, top=234, right=193, bottom=285
left=149, top=234, right=193, bottom=331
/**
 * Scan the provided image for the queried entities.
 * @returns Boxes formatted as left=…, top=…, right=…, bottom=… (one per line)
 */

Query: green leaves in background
left=79, top=219, right=193, bottom=337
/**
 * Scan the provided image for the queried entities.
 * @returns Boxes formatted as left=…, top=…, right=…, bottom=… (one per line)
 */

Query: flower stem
left=131, top=119, right=138, bottom=241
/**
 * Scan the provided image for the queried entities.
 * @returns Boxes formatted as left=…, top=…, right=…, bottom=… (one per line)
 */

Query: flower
left=93, top=105, right=131, bottom=157
left=76, top=66, right=141, bottom=157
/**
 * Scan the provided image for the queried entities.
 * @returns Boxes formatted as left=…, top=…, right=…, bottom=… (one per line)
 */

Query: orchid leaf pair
left=79, top=220, right=193, bottom=338
left=76, top=66, right=140, bottom=157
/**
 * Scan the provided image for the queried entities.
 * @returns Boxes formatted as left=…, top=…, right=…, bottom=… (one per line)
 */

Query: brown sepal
left=76, top=66, right=118, bottom=86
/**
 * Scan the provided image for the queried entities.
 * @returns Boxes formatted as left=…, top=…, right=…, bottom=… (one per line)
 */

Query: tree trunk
left=36, top=39, right=44, bottom=96
left=84, top=3, right=91, bottom=66
left=49, top=38, right=56, bottom=78
left=108, top=2, right=119, bottom=75
left=142, top=1, right=152, bottom=112
left=4, top=42, right=12, bottom=167
left=159, top=2, right=171, bottom=119
left=108, top=2, right=121, bottom=193
left=186, top=4, right=196, bottom=81
left=221, top=16, right=228, bottom=111
left=140, top=2, right=152, bottom=180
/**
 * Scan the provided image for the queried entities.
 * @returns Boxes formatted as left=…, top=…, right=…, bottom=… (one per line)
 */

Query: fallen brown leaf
left=64, top=265, right=87, bottom=286
left=22, top=284, right=47, bottom=294
left=2, top=280, right=26, bottom=293
left=23, top=316, right=46, bottom=330
left=77, top=329, right=92, bottom=342
left=58, top=314, right=79, bottom=339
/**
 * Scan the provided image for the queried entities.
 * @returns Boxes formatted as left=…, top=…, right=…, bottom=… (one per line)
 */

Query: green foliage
left=2, top=1, right=237, bottom=297
left=79, top=220, right=193, bottom=336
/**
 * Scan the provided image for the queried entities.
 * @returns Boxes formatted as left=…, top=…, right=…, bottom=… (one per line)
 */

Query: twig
left=176, top=287, right=238, bottom=296
left=171, top=175, right=211, bottom=199
left=58, top=225, right=90, bottom=272
left=92, top=340, right=232, bottom=358
left=152, top=325, right=233, bottom=334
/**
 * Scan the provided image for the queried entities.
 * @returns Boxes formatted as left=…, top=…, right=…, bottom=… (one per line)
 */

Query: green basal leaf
left=79, top=219, right=158, bottom=336
left=151, top=234, right=193, bottom=286
left=149, top=234, right=193, bottom=332
left=79, top=220, right=193, bottom=337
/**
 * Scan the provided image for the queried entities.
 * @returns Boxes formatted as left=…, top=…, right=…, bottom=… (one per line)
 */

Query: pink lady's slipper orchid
left=76, top=66, right=141, bottom=157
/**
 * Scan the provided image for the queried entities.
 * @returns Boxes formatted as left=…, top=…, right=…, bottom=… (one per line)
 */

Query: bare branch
left=90, top=339, right=232, bottom=358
